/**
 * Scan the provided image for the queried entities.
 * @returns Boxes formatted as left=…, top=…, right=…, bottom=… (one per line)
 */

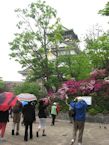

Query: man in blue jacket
left=70, top=97, right=87, bottom=145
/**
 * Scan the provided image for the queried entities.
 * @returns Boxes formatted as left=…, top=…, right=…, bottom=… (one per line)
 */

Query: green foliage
left=57, top=53, right=93, bottom=80
left=13, top=82, right=44, bottom=100
left=87, top=92, right=109, bottom=115
left=88, top=105, right=108, bottom=115
left=9, top=0, right=83, bottom=86
left=0, top=80, right=5, bottom=93
left=99, top=2, right=109, bottom=16
left=88, top=108, right=98, bottom=116
left=56, top=99, right=69, bottom=112
left=9, top=0, right=63, bottom=82
left=85, top=33, right=109, bottom=68
left=45, top=75, right=61, bottom=91
left=71, top=53, right=93, bottom=80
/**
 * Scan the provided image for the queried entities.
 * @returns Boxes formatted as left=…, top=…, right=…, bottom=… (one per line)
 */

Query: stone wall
left=86, top=113, right=109, bottom=123
left=56, top=112, right=109, bottom=123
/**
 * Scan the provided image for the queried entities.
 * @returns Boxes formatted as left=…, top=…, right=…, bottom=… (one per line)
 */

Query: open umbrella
left=0, top=92, right=17, bottom=111
left=17, top=93, right=37, bottom=102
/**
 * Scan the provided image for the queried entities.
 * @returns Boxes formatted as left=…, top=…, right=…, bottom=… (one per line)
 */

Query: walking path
left=1, top=118, right=109, bottom=145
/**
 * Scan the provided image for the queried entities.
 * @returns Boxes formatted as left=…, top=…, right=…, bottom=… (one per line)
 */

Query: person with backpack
left=69, top=97, right=87, bottom=145
left=12, top=101, right=22, bottom=135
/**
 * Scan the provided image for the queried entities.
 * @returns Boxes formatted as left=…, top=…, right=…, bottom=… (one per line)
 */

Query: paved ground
left=1, top=117, right=109, bottom=145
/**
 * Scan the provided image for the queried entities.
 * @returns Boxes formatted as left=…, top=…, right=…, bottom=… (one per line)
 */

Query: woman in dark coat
left=22, top=102, right=36, bottom=141
left=0, top=110, right=9, bottom=140
left=36, top=100, right=48, bottom=137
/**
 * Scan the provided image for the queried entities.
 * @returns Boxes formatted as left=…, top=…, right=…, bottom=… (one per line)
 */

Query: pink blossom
left=90, top=69, right=106, bottom=79
left=94, top=83, right=102, bottom=91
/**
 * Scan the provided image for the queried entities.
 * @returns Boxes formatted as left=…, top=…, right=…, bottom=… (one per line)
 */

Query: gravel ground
left=1, top=117, right=109, bottom=145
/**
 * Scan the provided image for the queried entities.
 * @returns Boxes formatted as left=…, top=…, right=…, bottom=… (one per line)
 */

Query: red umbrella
left=0, top=92, right=17, bottom=111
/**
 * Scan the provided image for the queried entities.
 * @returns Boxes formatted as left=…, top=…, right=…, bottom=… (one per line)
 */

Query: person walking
left=70, top=97, right=87, bottom=145
left=22, top=102, right=36, bottom=141
left=0, top=110, right=9, bottom=142
left=36, top=100, right=48, bottom=137
left=12, top=101, right=22, bottom=135
left=51, top=102, right=57, bottom=126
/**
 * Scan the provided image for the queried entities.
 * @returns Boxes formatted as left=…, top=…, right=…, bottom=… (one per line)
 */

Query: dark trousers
left=51, top=114, right=56, bottom=125
left=24, top=123, right=33, bottom=141
left=73, top=121, right=85, bottom=143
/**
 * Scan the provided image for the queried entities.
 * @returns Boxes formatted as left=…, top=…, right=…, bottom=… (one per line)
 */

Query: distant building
left=49, top=27, right=80, bottom=56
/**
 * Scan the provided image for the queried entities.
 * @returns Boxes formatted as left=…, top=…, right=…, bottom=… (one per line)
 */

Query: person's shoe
left=24, top=139, right=28, bottom=142
left=78, top=143, right=82, bottom=145
left=42, top=134, right=46, bottom=136
left=12, top=130, right=14, bottom=135
left=16, top=132, right=19, bottom=135
left=104, top=126, right=107, bottom=129
left=36, top=132, right=39, bottom=137
left=71, top=139, right=74, bottom=145
left=30, top=135, right=33, bottom=139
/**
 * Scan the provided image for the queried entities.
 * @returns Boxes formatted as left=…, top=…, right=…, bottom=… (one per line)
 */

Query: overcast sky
left=0, top=0, right=109, bottom=81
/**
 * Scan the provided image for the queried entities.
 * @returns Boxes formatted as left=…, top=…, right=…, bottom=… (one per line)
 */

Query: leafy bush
left=58, top=100, right=69, bottom=112
left=88, top=108, right=98, bottom=116
left=94, top=106, right=104, bottom=113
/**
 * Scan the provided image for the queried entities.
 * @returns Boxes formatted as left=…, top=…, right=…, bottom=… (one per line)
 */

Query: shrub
left=88, top=108, right=98, bottom=116
left=94, top=105, right=104, bottom=113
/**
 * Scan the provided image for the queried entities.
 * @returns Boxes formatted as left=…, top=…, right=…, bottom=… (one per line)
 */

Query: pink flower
left=67, top=88, right=77, bottom=94
left=90, top=69, right=106, bottom=79
left=94, top=83, right=102, bottom=91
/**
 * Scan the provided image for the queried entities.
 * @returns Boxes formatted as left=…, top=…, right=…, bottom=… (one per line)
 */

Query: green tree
left=57, top=52, right=92, bottom=80
left=9, top=0, right=63, bottom=86
left=85, top=33, right=109, bottom=69
left=99, top=2, right=109, bottom=16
